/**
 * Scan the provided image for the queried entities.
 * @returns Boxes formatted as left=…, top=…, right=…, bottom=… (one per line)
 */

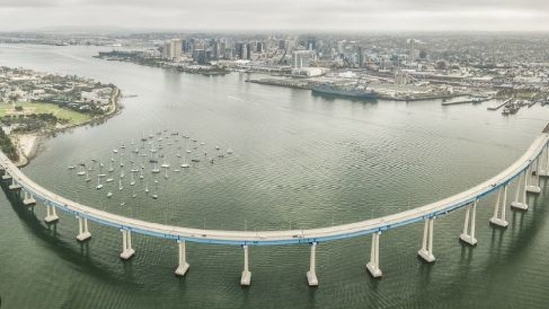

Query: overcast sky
left=0, top=0, right=548, bottom=32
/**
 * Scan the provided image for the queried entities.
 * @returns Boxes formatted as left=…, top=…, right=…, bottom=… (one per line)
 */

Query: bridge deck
left=1, top=132, right=548, bottom=246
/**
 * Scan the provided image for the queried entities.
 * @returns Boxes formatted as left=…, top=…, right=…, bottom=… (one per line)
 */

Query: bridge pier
left=9, top=178, right=22, bottom=190
left=490, top=185, right=509, bottom=227
left=460, top=200, right=478, bottom=246
left=2, top=170, right=11, bottom=180
left=120, top=229, right=135, bottom=260
left=526, top=161, right=541, bottom=194
left=175, top=240, right=190, bottom=276
left=240, top=245, right=251, bottom=286
left=418, top=217, right=435, bottom=263
left=539, top=145, right=549, bottom=177
left=511, top=171, right=529, bottom=210
left=366, top=232, right=382, bottom=278
left=44, top=204, right=59, bottom=223
left=76, top=216, right=91, bottom=242
left=307, top=242, right=319, bottom=286
left=23, top=190, right=36, bottom=206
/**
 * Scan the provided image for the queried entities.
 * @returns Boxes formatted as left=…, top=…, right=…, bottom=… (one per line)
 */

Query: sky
left=0, top=0, right=548, bottom=32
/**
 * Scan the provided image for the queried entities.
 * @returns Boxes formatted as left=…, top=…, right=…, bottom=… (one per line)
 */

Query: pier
left=1, top=123, right=549, bottom=287
left=487, top=98, right=513, bottom=111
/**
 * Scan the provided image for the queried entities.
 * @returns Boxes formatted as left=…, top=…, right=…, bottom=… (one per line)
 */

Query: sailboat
left=132, top=188, right=137, bottom=198
left=85, top=170, right=91, bottom=182
left=161, top=157, right=170, bottom=168
left=108, top=158, right=115, bottom=172
left=120, top=169, right=125, bottom=178
left=139, top=169, right=144, bottom=180
left=164, top=168, right=169, bottom=179
left=181, top=154, right=190, bottom=168
left=145, top=182, right=149, bottom=194
left=107, top=191, right=113, bottom=198
left=96, top=175, right=103, bottom=190
left=130, top=173, right=136, bottom=186
left=151, top=162, right=160, bottom=173
left=77, top=164, right=86, bottom=176
left=118, top=179, right=124, bottom=191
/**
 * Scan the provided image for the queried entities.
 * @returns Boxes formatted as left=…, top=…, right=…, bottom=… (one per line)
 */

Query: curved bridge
left=2, top=124, right=549, bottom=286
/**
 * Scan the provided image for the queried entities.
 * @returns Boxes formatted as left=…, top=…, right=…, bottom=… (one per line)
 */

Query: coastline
left=10, top=86, right=121, bottom=167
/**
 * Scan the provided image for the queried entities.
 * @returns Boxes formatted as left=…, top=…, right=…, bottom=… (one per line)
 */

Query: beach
left=15, top=134, right=40, bottom=167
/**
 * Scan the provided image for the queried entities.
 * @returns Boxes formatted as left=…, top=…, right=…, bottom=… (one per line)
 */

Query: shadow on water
left=0, top=180, right=138, bottom=287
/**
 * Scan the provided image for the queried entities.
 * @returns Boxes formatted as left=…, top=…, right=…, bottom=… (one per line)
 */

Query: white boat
left=215, top=145, right=220, bottom=150
left=151, top=194, right=158, bottom=199
left=106, top=178, right=114, bottom=183
left=118, top=179, right=124, bottom=191
left=77, top=165, right=86, bottom=176
left=68, top=165, right=76, bottom=170
left=96, top=175, right=103, bottom=190
left=120, top=170, right=125, bottom=178
left=112, top=149, right=118, bottom=154
left=227, top=149, right=233, bottom=154
left=139, top=170, right=144, bottom=179
left=130, top=173, right=136, bottom=186
left=120, top=201, right=126, bottom=206
left=98, top=173, right=106, bottom=178
left=145, top=183, right=149, bottom=193
left=107, top=192, right=113, bottom=198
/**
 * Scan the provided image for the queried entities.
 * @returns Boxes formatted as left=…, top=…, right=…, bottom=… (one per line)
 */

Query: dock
left=487, top=98, right=512, bottom=111
left=441, top=97, right=490, bottom=106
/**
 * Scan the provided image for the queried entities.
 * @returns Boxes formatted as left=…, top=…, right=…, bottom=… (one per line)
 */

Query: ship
left=311, top=84, right=378, bottom=100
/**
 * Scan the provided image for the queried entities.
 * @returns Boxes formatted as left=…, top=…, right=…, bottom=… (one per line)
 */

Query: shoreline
left=10, top=86, right=121, bottom=167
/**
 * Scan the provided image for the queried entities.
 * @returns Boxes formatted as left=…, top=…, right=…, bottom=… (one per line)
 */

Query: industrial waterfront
left=2, top=44, right=549, bottom=308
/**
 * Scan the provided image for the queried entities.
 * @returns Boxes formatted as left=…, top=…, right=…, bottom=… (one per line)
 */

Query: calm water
left=1, top=44, right=549, bottom=308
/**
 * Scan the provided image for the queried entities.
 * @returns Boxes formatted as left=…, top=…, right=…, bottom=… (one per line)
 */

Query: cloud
left=0, top=0, right=547, bottom=32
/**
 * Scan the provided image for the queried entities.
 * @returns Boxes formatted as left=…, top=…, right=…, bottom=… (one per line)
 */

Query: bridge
left=2, top=123, right=549, bottom=287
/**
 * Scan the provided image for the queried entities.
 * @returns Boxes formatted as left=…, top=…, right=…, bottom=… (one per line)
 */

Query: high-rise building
left=292, top=50, right=311, bottom=69
left=162, top=39, right=182, bottom=61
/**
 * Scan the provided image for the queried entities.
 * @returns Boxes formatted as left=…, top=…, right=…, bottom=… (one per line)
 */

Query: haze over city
left=1, top=0, right=548, bottom=32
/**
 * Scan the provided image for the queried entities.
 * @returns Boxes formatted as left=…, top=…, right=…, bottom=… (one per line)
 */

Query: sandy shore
left=14, top=134, right=41, bottom=167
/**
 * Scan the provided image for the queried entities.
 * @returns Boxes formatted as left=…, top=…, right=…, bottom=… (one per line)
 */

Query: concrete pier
left=418, top=217, right=435, bottom=263
left=366, top=232, right=382, bottom=278
left=9, top=178, right=21, bottom=190
left=120, top=229, right=135, bottom=260
left=44, top=204, right=59, bottom=223
left=240, top=245, right=251, bottom=286
left=526, top=161, right=541, bottom=194
left=307, top=242, right=319, bottom=286
left=175, top=240, right=190, bottom=276
left=459, top=201, right=478, bottom=246
left=76, top=216, right=91, bottom=242
left=511, top=171, right=528, bottom=210
left=490, top=186, right=509, bottom=227
left=22, top=190, right=36, bottom=206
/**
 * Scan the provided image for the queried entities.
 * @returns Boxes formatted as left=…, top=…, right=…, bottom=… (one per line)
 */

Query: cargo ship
left=311, top=84, right=378, bottom=100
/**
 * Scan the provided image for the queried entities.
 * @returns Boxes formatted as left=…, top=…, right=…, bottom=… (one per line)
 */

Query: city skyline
left=0, top=0, right=548, bottom=32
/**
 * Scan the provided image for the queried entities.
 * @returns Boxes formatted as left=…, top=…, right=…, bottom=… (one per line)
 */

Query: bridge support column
left=526, top=161, right=541, bottom=194
left=120, top=229, right=135, bottom=260
left=240, top=245, right=251, bottom=286
left=459, top=200, right=478, bottom=246
left=539, top=145, right=549, bottom=177
left=418, top=217, right=435, bottom=263
left=2, top=170, right=11, bottom=180
left=9, top=178, right=21, bottom=190
left=511, top=171, right=529, bottom=210
left=44, top=204, right=59, bottom=223
left=490, top=186, right=509, bottom=227
left=366, top=232, right=382, bottom=278
left=175, top=240, right=190, bottom=276
left=76, top=216, right=91, bottom=242
left=23, top=190, right=36, bottom=206
left=307, top=242, right=319, bottom=286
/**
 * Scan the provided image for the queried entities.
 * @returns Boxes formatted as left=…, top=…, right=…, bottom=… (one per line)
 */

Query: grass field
left=0, top=102, right=91, bottom=125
